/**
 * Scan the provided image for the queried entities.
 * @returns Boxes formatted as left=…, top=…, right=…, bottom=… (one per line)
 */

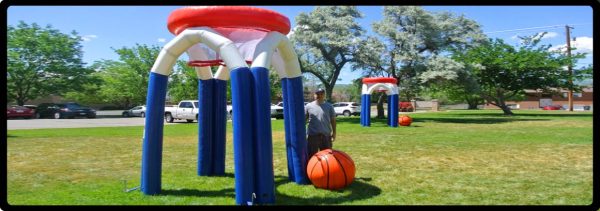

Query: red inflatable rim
left=362, top=77, right=398, bottom=84
left=167, top=6, right=291, bottom=35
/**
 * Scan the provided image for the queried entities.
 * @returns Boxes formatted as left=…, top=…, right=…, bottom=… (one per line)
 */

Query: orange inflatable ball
left=398, top=115, right=412, bottom=126
left=306, top=149, right=355, bottom=190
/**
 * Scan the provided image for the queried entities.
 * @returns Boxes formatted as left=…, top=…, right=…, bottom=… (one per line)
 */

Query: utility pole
left=565, top=25, right=574, bottom=112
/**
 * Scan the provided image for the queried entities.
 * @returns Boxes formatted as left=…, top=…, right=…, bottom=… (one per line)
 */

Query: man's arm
left=330, top=105, right=336, bottom=141
left=331, top=116, right=336, bottom=142
left=305, top=106, right=309, bottom=124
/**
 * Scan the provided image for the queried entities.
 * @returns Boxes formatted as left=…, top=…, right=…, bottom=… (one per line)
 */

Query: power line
left=484, top=23, right=592, bottom=34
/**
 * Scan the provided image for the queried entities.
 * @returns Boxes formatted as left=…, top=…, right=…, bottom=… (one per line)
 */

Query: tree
left=418, top=56, right=484, bottom=109
left=7, top=21, right=92, bottom=105
left=353, top=6, right=487, bottom=117
left=93, top=44, right=161, bottom=108
left=291, top=6, right=365, bottom=102
left=167, top=61, right=199, bottom=103
left=453, top=36, right=589, bottom=115
left=269, top=69, right=284, bottom=103
left=63, top=71, right=104, bottom=106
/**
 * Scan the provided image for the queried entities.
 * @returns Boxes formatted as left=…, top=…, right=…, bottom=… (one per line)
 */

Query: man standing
left=305, top=88, right=337, bottom=157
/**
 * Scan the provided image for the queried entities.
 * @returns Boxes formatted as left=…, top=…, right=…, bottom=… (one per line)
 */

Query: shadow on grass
left=7, top=134, right=18, bottom=138
left=274, top=176, right=381, bottom=205
left=335, top=117, right=384, bottom=125
left=160, top=172, right=236, bottom=197
left=412, top=117, right=548, bottom=124
left=158, top=174, right=380, bottom=205
left=334, top=115, right=553, bottom=124
left=161, top=188, right=235, bottom=198
left=207, top=172, right=235, bottom=178
left=457, top=112, right=593, bottom=118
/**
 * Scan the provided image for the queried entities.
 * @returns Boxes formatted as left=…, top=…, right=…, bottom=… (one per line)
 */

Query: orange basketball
left=398, top=115, right=412, bottom=126
left=306, top=149, right=355, bottom=190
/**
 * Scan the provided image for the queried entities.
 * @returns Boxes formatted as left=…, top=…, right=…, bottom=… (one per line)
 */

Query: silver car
left=332, top=102, right=361, bottom=117
left=122, top=106, right=146, bottom=117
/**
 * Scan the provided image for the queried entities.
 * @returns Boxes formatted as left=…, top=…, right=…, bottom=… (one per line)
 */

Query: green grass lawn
left=6, top=109, right=593, bottom=205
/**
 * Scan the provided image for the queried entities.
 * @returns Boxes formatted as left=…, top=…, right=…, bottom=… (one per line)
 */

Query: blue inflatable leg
left=251, top=67, right=275, bottom=204
left=141, top=72, right=168, bottom=195
left=230, top=67, right=256, bottom=205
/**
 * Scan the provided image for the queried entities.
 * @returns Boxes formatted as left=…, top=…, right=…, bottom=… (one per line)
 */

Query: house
left=485, top=87, right=593, bottom=111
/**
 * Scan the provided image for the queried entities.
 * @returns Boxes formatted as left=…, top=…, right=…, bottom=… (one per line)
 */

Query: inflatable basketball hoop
left=167, top=6, right=290, bottom=68
left=141, top=6, right=309, bottom=205
left=360, top=77, right=400, bottom=127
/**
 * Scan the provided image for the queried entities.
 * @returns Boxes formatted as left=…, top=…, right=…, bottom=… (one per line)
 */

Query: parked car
left=7, top=105, right=35, bottom=119
left=164, top=100, right=199, bottom=123
left=543, top=105, right=563, bottom=110
left=276, top=101, right=310, bottom=108
left=227, top=103, right=285, bottom=120
left=270, top=104, right=284, bottom=119
left=22, top=105, right=37, bottom=110
left=122, top=105, right=146, bottom=117
left=35, top=102, right=96, bottom=119
left=399, top=102, right=414, bottom=112
left=332, top=102, right=361, bottom=117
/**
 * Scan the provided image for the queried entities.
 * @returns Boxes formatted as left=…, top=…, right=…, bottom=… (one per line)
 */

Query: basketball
left=398, top=115, right=412, bottom=126
left=306, top=149, right=355, bottom=190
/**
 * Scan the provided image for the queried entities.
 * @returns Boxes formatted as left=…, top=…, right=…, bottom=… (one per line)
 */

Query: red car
left=399, top=102, right=414, bottom=112
left=7, top=105, right=35, bottom=119
left=542, top=105, right=563, bottom=110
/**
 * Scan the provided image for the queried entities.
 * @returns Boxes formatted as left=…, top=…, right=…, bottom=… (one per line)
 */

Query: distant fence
left=413, top=100, right=439, bottom=111
left=415, top=101, right=432, bottom=108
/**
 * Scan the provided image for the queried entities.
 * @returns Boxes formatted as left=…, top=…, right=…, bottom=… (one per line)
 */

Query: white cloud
left=81, top=35, right=97, bottom=42
left=549, top=36, right=593, bottom=54
left=157, top=38, right=167, bottom=43
left=572, top=36, right=593, bottom=54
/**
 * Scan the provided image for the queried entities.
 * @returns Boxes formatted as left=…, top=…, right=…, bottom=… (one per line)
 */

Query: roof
left=524, top=87, right=593, bottom=93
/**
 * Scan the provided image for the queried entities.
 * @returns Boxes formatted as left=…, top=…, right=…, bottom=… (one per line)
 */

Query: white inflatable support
left=214, top=65, right=230, bottom=80
left=252, top=31, right=300, bottom=78
left=365, top=83, right=399, bottom=95
left=189, top=44, right=213, bottom=80
left=151, top=27, right=248, bottom=76
left=195, top=66, right=213, bottom=80
left=271, top=50, right=287, bottom=79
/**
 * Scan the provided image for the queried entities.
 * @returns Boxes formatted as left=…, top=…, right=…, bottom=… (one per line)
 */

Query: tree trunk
left=462, top=92, right=483, bottom=109
left=376, top=93, right=385, bottom=119
left=326, top=88, right=333, bottom=103
left=496, top=90, right=513, bottom=115
left=17, top=98, right=26, bottom=106
left=498, top=104, right=514, bottom=116
left=495, top=96, right=513, bottom=115
left=465, top=97, right=480, bottom=109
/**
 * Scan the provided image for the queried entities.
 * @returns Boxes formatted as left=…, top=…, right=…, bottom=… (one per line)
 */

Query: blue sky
left=7, top=6, right=593, bottom=84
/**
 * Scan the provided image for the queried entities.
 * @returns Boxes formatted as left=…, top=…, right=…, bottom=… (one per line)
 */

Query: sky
left=6, top=6, right=594, bottom=84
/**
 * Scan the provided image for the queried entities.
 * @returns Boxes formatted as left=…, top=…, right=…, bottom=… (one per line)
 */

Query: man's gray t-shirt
left=305, top=101, right=336, bottom=136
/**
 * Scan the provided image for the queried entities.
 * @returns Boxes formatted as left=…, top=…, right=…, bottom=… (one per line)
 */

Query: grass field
left=6, top=110, right=593, bottom=205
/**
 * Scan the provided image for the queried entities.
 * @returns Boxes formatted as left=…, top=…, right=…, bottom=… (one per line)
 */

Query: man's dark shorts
left=307, top=134, right=332, bottom=158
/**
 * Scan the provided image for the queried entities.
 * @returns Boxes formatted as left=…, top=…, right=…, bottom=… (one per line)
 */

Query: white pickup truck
left=164, top=100, right=199, bottom=123
left=165, top=100, right=284, bottom=123
left=226, top=104, right=284, bottom=120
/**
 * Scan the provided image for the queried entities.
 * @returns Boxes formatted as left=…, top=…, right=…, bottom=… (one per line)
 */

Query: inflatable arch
left=360, top=77, right=399, bottom=127
left=140, top=6, right=309, bottom=205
